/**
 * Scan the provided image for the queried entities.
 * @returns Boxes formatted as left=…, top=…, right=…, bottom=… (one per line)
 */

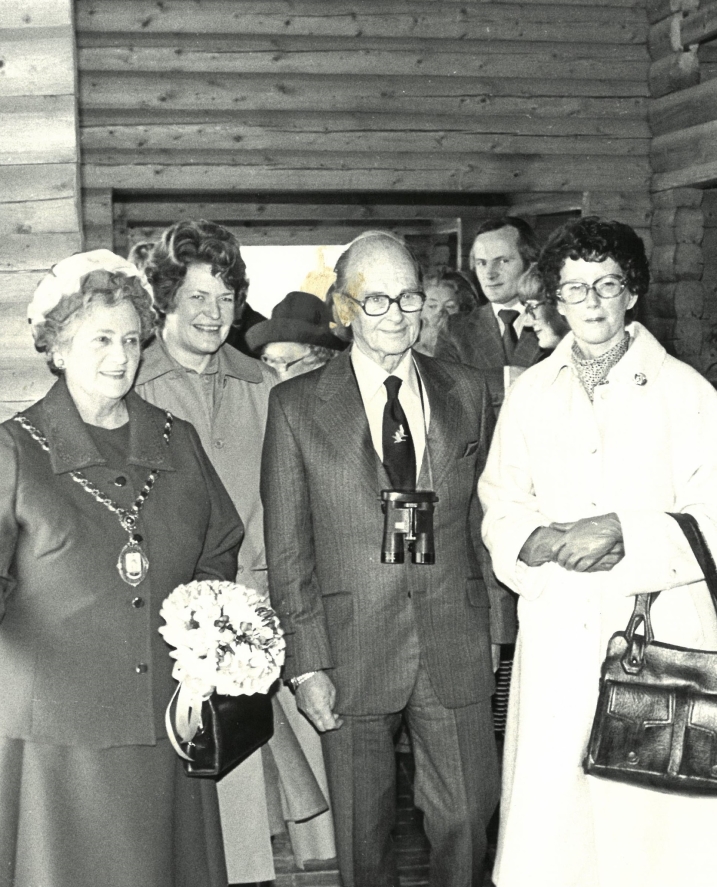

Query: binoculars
left=380, top=490, right=438, bottom=565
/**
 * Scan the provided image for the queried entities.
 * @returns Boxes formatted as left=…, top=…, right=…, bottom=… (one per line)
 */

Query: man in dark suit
left=435, top=217, right=544, bottom=409
left=261, top=232, right=515, bottom=887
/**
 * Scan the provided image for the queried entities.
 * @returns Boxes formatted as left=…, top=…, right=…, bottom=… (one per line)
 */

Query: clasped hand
left=519, top=513, right=624, bottom=573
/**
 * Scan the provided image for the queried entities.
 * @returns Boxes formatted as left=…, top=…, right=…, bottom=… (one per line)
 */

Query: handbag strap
left=668, top=512, right=717, bottom=610
left=624, top=513, right=717, bottom=663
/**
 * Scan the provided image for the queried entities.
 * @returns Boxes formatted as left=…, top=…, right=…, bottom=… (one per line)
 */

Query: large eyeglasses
left=556, top=275, right=627, bottom=305
left=523, top=299, right=545, bottom=319
left=348, top=291, right=425, bottom=317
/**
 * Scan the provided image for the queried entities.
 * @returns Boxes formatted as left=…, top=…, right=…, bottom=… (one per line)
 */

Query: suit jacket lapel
left=315, top=351, right=389, bottom=490
left=514, top=326, right=544, bottom=365
left=414, top=352, right=464, bottom=491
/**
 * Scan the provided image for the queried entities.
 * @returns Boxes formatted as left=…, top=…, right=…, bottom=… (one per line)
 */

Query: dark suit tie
left=498, top=308, right=520, bottom=362
left=382, top=375, right=416, bottom=490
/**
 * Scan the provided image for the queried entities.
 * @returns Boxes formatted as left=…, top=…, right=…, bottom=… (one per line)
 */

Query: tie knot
left=384, top=375, right=402, bottom=399
left=498, top=308, right=520, bottom=328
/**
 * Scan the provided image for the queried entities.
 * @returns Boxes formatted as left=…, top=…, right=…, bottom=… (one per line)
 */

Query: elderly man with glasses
left=261, top=231, right=515, bottom=887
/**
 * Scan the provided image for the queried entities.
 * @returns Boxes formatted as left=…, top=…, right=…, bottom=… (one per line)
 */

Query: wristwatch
left=287, top=671, right=318, bottom=691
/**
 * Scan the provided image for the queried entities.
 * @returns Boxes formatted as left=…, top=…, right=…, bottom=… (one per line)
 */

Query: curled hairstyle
left=34, top=270, right=156, bottom=374
left=145, top=220, right=248, bottom=325
left=537, top=216, right=650, bottom=303
left=470, top=216, right=540, bottom=270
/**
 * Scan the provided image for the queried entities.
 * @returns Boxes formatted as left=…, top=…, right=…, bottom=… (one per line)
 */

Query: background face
left=344, top=240, right=422, bottom=363
left=525, top=302, right=565, bottom=351
left=556, top=256, right=637, bottom=356
left=261, top=341, right=314, bottom=382
left=56, top=300, right=141, bottom=410
left=421, top=283, right=460, bottom=329
left=163, top=263, right=235, bottom=360
left=471, top=227, right=527, bottom=305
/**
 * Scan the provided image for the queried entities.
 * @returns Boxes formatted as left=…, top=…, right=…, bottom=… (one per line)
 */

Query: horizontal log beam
left=128, top=222, right=435, bottom=246
left=0, top=362, right=52, bottom=404
left=0, top=26, right=75, bottom=96
left=117, top=200, right=506, bottom=224
left=649, top=48, right=699, bottom=97
left=0, top=270, right=52, bottom=303
left=652, top=119, right=717, bottom=172
left=0, top=164, right=79, bottom=203
left=79, top=73, right=650, bottom=118
left=652, top=161, right=717, bottom=190
left=83, top=157, right=650, bottom=193
left=81, top=96, right=649, bottom=127
left=0, top=232, right=82, bottom=272
left=647, top=0, right=698, bottom=26
left=77, top=49, right=647, bottom=82
left=0, top=197, right=81, bottom=235
left=649, top=77, right=717, bottom=135
left=0, top=95, right=77, bottom=164
left=681, top=1, right=717, bottom=47
left=0, top=0, right=73, bottom=28
left=80, top=124, right=649, bottom=157
left=75, top=1, right=647, bottom=38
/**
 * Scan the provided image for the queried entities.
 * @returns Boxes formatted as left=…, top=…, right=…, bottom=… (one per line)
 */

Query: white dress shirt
left=351, top=344, right=431, bottom=484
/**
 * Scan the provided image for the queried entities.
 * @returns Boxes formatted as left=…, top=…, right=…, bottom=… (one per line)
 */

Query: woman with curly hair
left=0, top=249, right=243, bottom=887
left=136, top=221, right=335, bottom=882
left=480, top=217, right=717, bottom=887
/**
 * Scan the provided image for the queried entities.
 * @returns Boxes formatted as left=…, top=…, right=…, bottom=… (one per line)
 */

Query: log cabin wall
left=75, top=0, right=651, bottom=261
left=648, top=0, right=717, bottom=379
left=0, top=0, right=83, bottom=420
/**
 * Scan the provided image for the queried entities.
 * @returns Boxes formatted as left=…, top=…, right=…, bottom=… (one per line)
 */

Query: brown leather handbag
left=584, top=512, right=717, bottom=795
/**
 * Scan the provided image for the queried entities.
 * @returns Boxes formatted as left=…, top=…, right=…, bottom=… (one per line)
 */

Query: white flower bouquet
left=159, top=580, right=285, bottom=772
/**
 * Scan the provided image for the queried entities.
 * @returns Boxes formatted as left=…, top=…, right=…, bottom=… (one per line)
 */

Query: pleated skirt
left=0, top=736, right=227, bottom=887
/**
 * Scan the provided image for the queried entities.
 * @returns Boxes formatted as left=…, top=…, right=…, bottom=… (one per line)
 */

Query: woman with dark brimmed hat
left=247, top=290, right=347, bottom=382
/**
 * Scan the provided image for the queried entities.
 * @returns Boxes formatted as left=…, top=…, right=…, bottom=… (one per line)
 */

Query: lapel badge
left=634, top=373, right=647, bottom=386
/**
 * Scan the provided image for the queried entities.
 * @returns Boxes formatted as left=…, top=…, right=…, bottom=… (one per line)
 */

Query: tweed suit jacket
left=435, top=303, right=545, bottom=409
left=261, top=349, right=513, bottom=716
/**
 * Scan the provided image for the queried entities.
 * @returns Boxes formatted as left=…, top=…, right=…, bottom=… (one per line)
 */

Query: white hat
left=28, top=249, right=154, bottom=336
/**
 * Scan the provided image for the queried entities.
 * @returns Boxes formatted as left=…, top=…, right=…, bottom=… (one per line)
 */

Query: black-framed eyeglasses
left=347, top=291, right=425, bottom=317
left=556, top=275, right=627, bottom=305
left=523, top=299, right=546, bottom=319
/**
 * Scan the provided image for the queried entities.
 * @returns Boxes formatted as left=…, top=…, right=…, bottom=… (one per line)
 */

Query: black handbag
left=168, top=688, right=275, bottom=780
left=584, top=512, right=717, bottom=795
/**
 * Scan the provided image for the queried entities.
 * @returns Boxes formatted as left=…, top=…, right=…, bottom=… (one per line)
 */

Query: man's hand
left=294, top=671, right=343, bottom=732
left=550, top=514, right=624, bottom=572
left=518, top=526, right=567, bottom=566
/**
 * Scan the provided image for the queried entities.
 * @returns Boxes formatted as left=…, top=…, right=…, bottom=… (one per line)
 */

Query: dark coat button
left=114, top=476, right=127, bottom=486
left=131, top=596, right=145, bottom=608
left=135, top=663, right=148, bottom=674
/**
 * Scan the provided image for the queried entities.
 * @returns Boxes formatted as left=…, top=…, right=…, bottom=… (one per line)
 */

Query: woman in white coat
left=479, top=216, right=717, bottom=887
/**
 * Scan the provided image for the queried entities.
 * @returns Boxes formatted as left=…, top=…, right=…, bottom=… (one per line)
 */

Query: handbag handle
left=621, top=512, right=717, bottom=674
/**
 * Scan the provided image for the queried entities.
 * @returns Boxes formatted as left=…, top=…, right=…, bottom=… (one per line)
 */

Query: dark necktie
left=382, top=376, right=416, bottom=491
left=499, top=308, right=520, bottom=362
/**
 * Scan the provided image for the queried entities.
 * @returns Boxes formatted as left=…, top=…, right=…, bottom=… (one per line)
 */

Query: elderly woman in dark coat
left=0, top=250, right=243, bottom=887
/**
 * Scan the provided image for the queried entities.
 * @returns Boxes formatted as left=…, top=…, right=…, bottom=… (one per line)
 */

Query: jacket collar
left=136, top=335, right=265, bottom=386
left=542, top=322, right=667, bottom=388
left=30, top=376, right=176, bottom=474
left=314, top=348, right=463, bottom=491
